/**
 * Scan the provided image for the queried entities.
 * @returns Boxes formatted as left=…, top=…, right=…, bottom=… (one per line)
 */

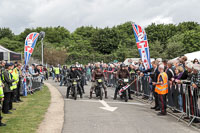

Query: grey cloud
left=0, top=0, right=199, bottom=34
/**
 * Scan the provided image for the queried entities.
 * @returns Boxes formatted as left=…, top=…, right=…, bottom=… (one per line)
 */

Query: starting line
left=64, top=99, right=146, bottom=106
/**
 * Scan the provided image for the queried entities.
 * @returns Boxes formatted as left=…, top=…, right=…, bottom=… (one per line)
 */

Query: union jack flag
left=119, top=84, right=130, bottom=96
left=132, top=24, right=152, bottom=70
left=23, top=32, right=39, bottom=96
left=24, top=32, right=39, bottom=66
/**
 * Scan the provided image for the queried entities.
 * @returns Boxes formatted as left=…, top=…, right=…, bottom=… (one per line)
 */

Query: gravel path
left=37, top=82, right=64, bottom=133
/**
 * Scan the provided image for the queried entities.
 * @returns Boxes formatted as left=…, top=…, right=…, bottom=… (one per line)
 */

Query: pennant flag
left=119, top=84, right=131, bottom=96
left=132, top=24, right=152, bottom=70
left=23, top=32, right=39, bottom=96
left=24, top=32, right=39, bottom=66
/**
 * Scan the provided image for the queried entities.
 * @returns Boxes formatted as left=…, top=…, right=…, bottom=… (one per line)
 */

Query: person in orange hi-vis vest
left=153, top=64, right=168, bottom=116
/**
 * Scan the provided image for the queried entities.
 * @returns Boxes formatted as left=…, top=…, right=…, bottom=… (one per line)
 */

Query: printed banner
left=24, top=32, right=39, bottom=66
left=119, top=84, right=130, bottom=96
left=23, top=32, right=39, bottom=96
left=132, top=24, right=152, bottom=70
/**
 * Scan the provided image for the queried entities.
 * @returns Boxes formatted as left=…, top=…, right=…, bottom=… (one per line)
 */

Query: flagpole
left=41, top=38, right=44, bottom=66
left=40, top=31, right=45, bottom=66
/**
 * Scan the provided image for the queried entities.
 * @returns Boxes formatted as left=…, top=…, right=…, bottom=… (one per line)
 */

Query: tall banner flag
left=23, top=32, right=39, bottom=96
left=24, top=32, right=39, bottom=66
left=132, top=24, right=152, bottom=70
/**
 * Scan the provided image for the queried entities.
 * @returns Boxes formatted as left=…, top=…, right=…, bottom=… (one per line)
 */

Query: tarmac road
left=46, top=79, right=199, bottom=133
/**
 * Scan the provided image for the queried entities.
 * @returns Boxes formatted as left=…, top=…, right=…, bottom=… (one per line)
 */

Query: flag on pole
left=24, top=32, right=39, bottom=66
left=119, top=84, right=131, bottom=96
left=132, top=24, right=152, bottom=70
left=23, top=32, right=39, bottom=96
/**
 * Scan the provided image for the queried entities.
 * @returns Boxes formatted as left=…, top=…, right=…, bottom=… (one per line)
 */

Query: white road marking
left=99, top=100, right=118, bottom=112
left=64, top=99, right=146, bottom=106
left=107, top=101, right=146, bottom=106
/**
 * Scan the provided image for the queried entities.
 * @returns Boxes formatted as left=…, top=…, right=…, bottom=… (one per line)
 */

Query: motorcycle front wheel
left=73, top=86, right=77, bottom=100
left=125, top=89, right=128, bottom=102
left=100, top=87, right=103, bottom=100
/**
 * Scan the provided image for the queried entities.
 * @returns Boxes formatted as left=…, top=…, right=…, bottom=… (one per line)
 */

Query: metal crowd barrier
left=32, top=76, right=42, bottom=91
left=167, top=83, right=200, bottom=126
left=129, top=74, right=200, bottom=126
left=20, top=75, right=43, bottom=95
left=130, top=74, right=153, bottom=101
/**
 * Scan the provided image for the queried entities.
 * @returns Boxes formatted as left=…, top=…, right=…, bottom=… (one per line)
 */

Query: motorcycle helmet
left=70, top=65, right=76, bottom=69
left=120, top=63, right=126, bottom=68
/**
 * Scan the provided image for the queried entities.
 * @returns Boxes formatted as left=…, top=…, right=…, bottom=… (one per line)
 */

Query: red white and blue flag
left=23, top=32, right=39, bottom=96
left=132, top=24, right=152, bottom=70
left=24, top=32, right=39, bottom=66
left=119, top=84, right=130, bottom=96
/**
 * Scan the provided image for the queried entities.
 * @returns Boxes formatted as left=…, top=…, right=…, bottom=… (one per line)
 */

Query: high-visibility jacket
left=0, top=79, right=4, bottom=98
left=155, top=72, right=168, bottom=95
left=9, top=70, right=17, bottom=90
left=54, top=67, right=60, bottom=75
left=13, top=68, right=19, bottom=89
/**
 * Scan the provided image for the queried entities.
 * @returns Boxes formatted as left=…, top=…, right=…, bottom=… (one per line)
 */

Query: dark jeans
left=153, top=86, right=159, bottom=108
left=0, top=101, right=2, bottom=122
left=66, top=84, right=82, bottom=98
left=16, top=81, right=22, bottom=101
left=2, top=92, right=11, bottom=113
left=13, top=89, right=17, bottom=102
left=60, top=75, right=64, bottom=86
left=9, top=91, right=14, bottom=110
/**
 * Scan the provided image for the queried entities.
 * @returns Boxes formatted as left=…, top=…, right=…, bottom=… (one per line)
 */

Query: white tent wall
left=3, top=52, right=9, bottom=61
left=0, top=45, right=21, bottom=61
left=184, top=51, right=200, bottom=61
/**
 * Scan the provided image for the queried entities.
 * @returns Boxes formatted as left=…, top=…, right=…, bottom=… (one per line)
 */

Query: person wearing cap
left=16, top=63, right=23, bottom=102
left=2, top=63, right=15, bottom=114
left=8, top=63, right=17, bottom=110
left=153, top=64, right=168, bottom=116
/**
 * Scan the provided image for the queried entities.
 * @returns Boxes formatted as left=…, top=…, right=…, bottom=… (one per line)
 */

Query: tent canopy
left=0, top=45, right=22, bottom=61
left=184, top=51, right=200, bottom=61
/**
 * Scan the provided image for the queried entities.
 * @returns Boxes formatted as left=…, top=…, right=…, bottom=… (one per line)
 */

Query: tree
left=0, top=28, right=14, bottom=39
left=0, top=37, right=23, bottom=52
left=44, top=47, right=67, bottom=65
left=145, top=23, right=177, bottom=46
left=91, top=27, right=120, bottom=54
left=164, top=33, right=185, bottom=59
left=182, top=30, right=200, bottom=53
left=149, top=40, right=165, bottom=58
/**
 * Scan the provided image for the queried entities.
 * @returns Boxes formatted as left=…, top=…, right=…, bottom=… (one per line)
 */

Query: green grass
left=0, top=85, right=51, bottom=133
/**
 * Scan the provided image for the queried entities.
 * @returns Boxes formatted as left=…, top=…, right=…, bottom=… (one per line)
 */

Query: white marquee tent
left=184, top=51, right=200, bottom=61
left=0, top=45, right=22, bottom=61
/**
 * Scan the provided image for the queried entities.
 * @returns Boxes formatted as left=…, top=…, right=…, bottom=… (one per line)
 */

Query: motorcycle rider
left=66, top=65, right=82, bottom=98
left=90, top=66, right=108, bottom=99
left=114, top=63, right=133, bottom=100
left=76, top=65, right=85, bottom=93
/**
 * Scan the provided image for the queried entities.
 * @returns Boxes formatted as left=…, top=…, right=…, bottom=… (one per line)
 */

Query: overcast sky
left=0, top=0, right=199, bottom=34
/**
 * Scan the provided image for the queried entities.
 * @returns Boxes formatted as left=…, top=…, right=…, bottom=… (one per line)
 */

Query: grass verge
left=0, top=85, right=51, bottom=133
